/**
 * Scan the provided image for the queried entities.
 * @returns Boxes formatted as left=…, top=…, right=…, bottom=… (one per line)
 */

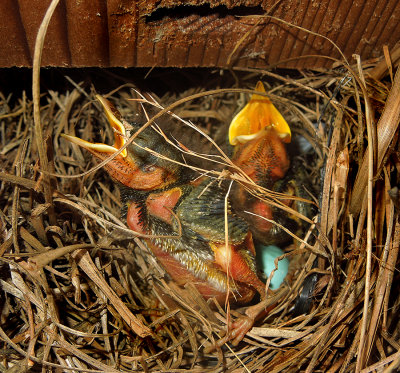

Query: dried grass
left=1, top=1, right=400, bottom=372
left=1, top=57, right=399, bottom=371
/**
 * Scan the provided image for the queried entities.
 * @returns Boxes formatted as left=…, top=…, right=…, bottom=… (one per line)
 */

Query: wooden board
left=1, top=0, right=399, bottom=69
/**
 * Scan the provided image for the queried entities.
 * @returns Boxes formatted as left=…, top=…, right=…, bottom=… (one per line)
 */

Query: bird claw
left=204, top=295, right=282, bottom=352
left=230, top=315, right=255, bottom=346
left=204, top=314, right=255, bottom=353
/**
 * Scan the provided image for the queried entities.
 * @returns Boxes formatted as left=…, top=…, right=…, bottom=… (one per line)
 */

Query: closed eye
left=141, top=164, right=156, bottom=173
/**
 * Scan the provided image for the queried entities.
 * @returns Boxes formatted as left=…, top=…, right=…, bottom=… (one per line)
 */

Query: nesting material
left=1, top=54, right=400, bottom=372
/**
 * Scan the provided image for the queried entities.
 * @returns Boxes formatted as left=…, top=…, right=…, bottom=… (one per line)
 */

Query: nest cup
left=0, top=50, right=400, bottom=372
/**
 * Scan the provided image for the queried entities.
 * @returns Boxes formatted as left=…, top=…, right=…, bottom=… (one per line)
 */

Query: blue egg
left=255, top=244, right=289, bottom=289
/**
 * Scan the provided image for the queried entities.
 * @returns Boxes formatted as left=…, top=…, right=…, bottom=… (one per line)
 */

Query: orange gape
left=62, top=84, right=293, bottom=347
left=228, top=82, right=293, bottom=245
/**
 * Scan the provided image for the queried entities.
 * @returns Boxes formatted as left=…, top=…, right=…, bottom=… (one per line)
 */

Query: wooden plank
left=107, top=0, right=139, bottom=66
left=65, top=0, right=109, bottom=66
left=0, top=0, right=399, bottom=68
left=17, top=0, right=70, bottom=66
left=0, top=0, right=31, bottom=66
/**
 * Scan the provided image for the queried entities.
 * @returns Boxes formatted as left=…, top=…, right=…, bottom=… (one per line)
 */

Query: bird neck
left=119, top=181, right=194, bottom=231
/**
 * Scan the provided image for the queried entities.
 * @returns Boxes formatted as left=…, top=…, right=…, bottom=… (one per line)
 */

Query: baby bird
left=63, top=84, right=310, bottom=347
left=228, top=82, right=309, bottom=246
left=63, top=96, right=266, bottom=306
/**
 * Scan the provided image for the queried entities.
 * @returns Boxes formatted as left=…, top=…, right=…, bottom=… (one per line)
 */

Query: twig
left=32, top=0, right=60, bottom=224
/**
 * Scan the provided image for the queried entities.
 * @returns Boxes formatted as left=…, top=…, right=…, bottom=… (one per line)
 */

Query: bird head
left=228, top=81, right=291, bottom=146
left=62, top=96, right=184, bottom=191
left=229, top=82, right=292, bottom=186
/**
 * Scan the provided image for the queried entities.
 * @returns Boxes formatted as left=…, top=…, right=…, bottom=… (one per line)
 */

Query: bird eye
left=142, top=164, right=156, bottom=173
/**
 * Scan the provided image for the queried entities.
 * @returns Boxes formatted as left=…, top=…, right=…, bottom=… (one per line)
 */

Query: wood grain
left=0, top=0, right=399, bottom=68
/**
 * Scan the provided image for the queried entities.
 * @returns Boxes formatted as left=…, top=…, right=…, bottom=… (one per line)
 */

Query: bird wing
left=177, top=180, right=249, bottom=245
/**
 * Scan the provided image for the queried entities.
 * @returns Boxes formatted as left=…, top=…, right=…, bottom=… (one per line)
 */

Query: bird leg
left=205, top=285, right=289, bottom=352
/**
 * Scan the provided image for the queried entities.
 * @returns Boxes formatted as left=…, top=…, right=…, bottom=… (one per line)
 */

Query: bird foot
left=204, top=315, right=254, bottom=353
left=204, top=298, right=273, bottom=353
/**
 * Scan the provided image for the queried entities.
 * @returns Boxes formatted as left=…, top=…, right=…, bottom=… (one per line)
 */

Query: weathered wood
left=0, top=0, right=399, bottom=68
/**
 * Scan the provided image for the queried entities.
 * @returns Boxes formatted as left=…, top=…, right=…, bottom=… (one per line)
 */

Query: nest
left=1, top=47, right=400, bottom=373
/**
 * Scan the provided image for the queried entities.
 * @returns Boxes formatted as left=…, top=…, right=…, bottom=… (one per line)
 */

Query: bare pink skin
left=126, top=187, right=265, bottom=304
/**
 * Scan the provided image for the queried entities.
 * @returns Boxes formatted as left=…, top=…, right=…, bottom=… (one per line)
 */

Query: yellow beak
left=62, top=95, right=127, bottom=158
left=229, top=81, right=291, bottom=146
left=62, top=95, right=180, bottom=191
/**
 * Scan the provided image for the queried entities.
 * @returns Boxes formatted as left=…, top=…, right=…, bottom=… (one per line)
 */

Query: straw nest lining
left=0, top=56, right=400, bottom=372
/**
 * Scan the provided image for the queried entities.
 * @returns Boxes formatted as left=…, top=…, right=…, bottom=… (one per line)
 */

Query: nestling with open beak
left=229, top=82, right=310, bottom=247
left=62, top=84, right=304, bottom=347
left=63, top=96, right=266, bottom=305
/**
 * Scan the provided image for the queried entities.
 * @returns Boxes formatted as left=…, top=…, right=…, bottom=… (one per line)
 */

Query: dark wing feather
left=177, top=180, right=249, bottom=245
